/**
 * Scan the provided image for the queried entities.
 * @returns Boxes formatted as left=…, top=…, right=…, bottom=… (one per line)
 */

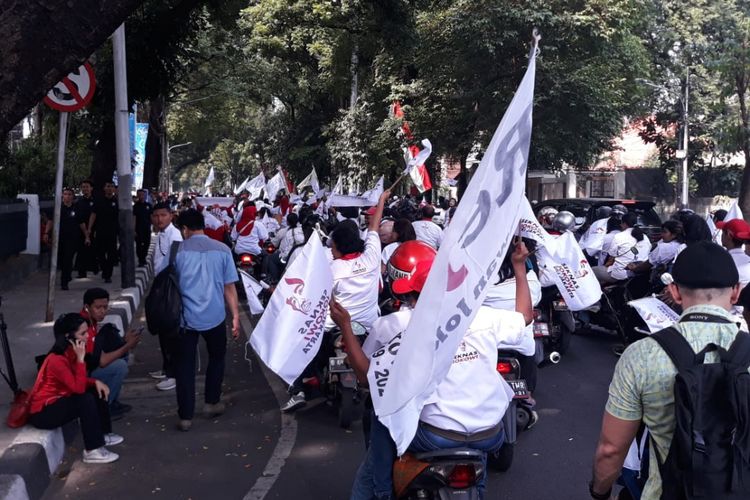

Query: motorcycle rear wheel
left=487, top=443, right=514, bottom=472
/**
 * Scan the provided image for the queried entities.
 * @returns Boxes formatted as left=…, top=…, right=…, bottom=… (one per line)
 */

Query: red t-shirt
left=29, top=349, right=96, bottom=414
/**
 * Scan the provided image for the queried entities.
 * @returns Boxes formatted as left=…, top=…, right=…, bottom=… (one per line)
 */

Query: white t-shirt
left=606, top=229, right=640, bottom=280
left=482, top=270, right=541, bottom=356
left=325, top=231, right=382, bottom=330
left=648, top=240, right=681, bottom=267
left=362, top=308, right=412, bottom=358
left=381, top=242, right=400, bottom=266
left=729, top=248, right=750, bottom=288
left=412, top=220, right=443, bottom=249
left=279, top=226, right=305, bottom=261
left=153, top=223, right=183, bottom=274
left=234, top=222, right=269, bottom=256
left=420, top=307, right=526, bottom=434
left=261, top=216, right=280, bottom=235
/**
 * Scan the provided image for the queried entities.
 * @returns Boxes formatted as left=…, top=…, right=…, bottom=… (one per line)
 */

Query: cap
left=716, top=218, right=750, bottom=240
left=392, top=259, right=433, bottom=294
left=671, top=241, right=739, bottom=289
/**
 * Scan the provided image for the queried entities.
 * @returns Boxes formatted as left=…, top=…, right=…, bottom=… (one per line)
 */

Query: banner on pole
left=628, top=296, right=680, bottom=333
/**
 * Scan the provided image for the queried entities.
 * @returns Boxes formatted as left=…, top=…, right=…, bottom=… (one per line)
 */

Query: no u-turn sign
left=43, top=62, right=96, bottom=112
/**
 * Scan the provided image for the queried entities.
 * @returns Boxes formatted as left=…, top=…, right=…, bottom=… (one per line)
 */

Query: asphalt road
left=44, top=309, right=622, bottom=500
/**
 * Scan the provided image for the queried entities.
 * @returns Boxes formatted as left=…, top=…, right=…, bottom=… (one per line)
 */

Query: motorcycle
left=532, top=286, right=575, bottom=365
left=577, top=273, right=651, bottom=343
left=324, top=322, right=368, bottom=428
left=487, top=351, right=532, bottom=472
left=236, top=240, right=277, bottom=305
left=392, top=448, right=486, bottom=500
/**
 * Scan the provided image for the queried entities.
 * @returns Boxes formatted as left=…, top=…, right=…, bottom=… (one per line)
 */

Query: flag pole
left=388, top=173, right=408, bottom=192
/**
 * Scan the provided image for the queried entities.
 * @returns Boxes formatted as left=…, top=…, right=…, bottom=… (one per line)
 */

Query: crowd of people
left=29, top=178, right=750, bottom=498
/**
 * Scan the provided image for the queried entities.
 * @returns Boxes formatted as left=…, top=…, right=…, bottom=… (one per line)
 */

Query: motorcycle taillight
left=496, top=362, right=513, bottom=374
left=240, top=255, right=253, bottom=266
left=447, top=464, right=476, bottom=489
left=266, top=245, right=276, bottom=254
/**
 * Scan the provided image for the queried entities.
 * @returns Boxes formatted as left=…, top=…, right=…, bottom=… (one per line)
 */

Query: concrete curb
left=0, top=241, right=156, bottom=500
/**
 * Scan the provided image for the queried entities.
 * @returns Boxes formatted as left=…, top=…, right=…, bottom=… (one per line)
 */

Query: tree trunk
left=142, top=98, right=164, bottom=190
left=90, top=120, right=117, bottom=190
left=457, top=154, right=469, bottom=199
left=736, top=74, right=750, bottom=221
left=0, top=0, right=144, bottom=137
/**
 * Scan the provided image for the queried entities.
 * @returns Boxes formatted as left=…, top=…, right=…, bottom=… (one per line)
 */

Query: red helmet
left=386, top=240, right=437, bottom=285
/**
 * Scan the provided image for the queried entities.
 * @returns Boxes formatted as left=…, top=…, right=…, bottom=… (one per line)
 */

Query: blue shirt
left=174, top=234, right=238, bottom=331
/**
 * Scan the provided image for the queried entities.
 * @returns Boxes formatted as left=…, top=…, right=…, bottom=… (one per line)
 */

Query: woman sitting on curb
left=28, top=313, right=124, bottom=464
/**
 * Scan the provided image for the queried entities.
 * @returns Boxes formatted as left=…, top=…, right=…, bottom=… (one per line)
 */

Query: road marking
left=240, top=312, right=298, bottom=500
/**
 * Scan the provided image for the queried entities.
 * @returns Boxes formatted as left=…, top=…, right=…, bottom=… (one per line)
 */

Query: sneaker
left=177, top=419, right=192, bottom=432
left=281, top=392, right=306, bottom=413
left=203, top=402, right=225, bottom=417
left=83, top=447, right=119, bottom=464
left=156, top=378, right=176, bottom=391
left=104, top=433, right=124, bottom=446
left=110, top=401, right=132, bottom=418
left=148, top=370, right=167, bottom=380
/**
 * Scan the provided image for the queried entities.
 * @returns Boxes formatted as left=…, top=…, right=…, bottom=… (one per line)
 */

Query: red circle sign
left=43, top=63, right=97, bottom=112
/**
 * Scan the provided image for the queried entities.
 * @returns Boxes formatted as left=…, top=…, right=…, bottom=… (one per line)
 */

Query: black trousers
left=136, top=231, right=151, bottom=266
left=76, top=239, right=99, bottom=276
left=29, top=391, right=111, bottom=451
left=175, top=321, right=227, bottom=420
left=96, top=232, right=118, bottom=280
left=58, top=237, right=79, bottom=286
left=159, top=329, right=179, bottom=379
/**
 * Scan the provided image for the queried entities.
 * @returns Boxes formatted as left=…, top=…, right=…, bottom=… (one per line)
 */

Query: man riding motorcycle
left=333, top=237, right=533, bottom=499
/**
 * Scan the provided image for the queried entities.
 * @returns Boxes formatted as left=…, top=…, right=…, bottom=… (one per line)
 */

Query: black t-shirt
left=84, top=323, right=126, bottom=373
left=94, top=196, right=119, bottom=235
left=74, top=196, right=95, bottom=227
left=60, top=203, right=80, bottom=239
left=133, top=201, right=153, bottom=234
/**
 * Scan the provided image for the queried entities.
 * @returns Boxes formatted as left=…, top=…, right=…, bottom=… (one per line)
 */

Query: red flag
left=401, top=122, right=414, bottom=141
left=392, top=101, right=404, bottom=119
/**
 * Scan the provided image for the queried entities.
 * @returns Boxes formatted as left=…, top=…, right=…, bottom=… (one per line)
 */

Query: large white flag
left=265, top=171, right=286, bottom=201
left=249, top=232, right=334, bottom=385
left=628, top=296, right=680, bottom=333
left=725, top=200, right=744, bottom=223
left=706, top=213, right=722, bottom=244
left=371, top=42, right=539, bottom=455
left=579, top=218, right=609, bottom=256
left=245, top=172, right=266, bottom=199
left=239, top=270, right=267, bottom=315
left=329, top=176, right=384, bottom=207
left=297, top=168, right=321, bottom=195
left=536, top=231, right=602, bottom=311
left=234, top=176, right=250, bottom=195
left=204, top=166, right=215, bottom=188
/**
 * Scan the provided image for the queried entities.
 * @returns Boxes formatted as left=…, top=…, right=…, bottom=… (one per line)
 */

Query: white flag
left=372, top=44, right=538, bottom=455
left=706, top=213, right=722, bottom=244
left=204, top=166, right=215, bottom=188
left=579, top=218, right=609, bottom=256
left=329, top=176, right=384, bottom=207
left=195, top=196, right=234, bottom=208
left=239, top=270, right=266, bottom=315
left=249, top=232, right=334, bottom=385
left=297, top=168, right=321, bottom=195
left=265, top=171, right=286, bottom=201
left=234, top=176, right=250, bottom=195
left=330, top=175, right=343, bottom=196
left=628, top=296, right=680, bottom=333
left=518, top=197, right=556, bottom=252
left=536, top=231, right=602, bottom=311
left=724, top=201, right=744, bottom=224
left=245, top=172, right=266, bottom=199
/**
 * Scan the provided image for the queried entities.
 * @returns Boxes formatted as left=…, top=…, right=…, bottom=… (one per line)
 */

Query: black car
left=533, top=198, right=663, bottom=242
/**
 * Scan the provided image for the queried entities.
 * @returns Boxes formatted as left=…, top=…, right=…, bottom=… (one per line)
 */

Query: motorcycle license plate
left=533, top=322, right=550, bottom=337
left=329, top=356, right=351, bottom=373
left=553, top=300, right=568, bottom=311
left=507, top=379, right=529, bottom=398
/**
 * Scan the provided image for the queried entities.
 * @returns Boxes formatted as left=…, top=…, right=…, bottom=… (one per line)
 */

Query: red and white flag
left=371, top=41, right=539, bottom=455
left=404, top=139, right=433, bottom=193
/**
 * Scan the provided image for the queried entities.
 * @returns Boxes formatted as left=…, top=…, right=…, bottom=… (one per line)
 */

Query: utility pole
left=45, top=112, right=68, bottom=321
left=113, top=24, right=136, bottom=288
left=681, top=69, right=690, bottom=209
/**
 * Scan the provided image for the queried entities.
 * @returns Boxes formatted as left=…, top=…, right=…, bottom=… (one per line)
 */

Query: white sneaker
left=83, top=447, right=119, bottom=464
left=104, top=433, right=124, bottom=446
left=156, top=378, right=176, bottom=391
left=281, top=392, right=306, bottom=413
left=149, top=370, right=167, bottom=380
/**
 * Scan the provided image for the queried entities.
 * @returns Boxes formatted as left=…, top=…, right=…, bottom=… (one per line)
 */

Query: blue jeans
left=408, top=423, right=505, bottom=499
left=351, top=410, right=396, bottom=500
left=91, top=358, right=129, bottom=404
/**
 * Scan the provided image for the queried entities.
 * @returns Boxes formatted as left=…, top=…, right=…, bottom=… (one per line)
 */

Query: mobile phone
left=136, top=326, right=145, bottom=335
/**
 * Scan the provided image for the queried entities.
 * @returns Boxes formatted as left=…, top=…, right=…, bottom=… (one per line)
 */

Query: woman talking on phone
left=28, top=313, right=124, bottom=464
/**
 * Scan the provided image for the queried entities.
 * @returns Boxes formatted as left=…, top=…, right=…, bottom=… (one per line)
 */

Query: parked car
left=532, top=198, right=663, bottom=242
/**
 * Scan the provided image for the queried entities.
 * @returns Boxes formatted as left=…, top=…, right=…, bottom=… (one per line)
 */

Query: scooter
left=487, top=351, right=532, bottom=472
left=577, top=273, right=651, bottom=342
left=324, top=322, right=368, bottom=428
left=392, top=448, right=486, bottom=499
left=532, top=286, right=575, bottom=365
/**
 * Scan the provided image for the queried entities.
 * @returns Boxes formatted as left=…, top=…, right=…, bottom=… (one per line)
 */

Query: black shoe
left=104, top=278, right=112, bottom=284
left=61, top=284, right=69, bottom=291
left=110, top=401, right=132, bottom=418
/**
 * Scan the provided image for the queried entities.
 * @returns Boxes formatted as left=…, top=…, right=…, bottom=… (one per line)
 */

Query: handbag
left=6, top=357, right=49, bottom=428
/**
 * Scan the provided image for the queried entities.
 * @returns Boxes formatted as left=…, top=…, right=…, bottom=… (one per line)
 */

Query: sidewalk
left=0, top=259, right=154, bottom=499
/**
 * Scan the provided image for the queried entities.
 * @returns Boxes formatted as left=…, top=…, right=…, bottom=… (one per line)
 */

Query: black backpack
left=145, top=241, right=182, bottom=337
left=651, top=325, right=750, bottom=499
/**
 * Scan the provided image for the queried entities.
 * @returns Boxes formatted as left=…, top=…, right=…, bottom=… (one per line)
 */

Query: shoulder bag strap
left=726, top=330, right=750, bottom=368
left=168, top=241, right=180, bottom=266
left=651, top=326, right=696, bottom=373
